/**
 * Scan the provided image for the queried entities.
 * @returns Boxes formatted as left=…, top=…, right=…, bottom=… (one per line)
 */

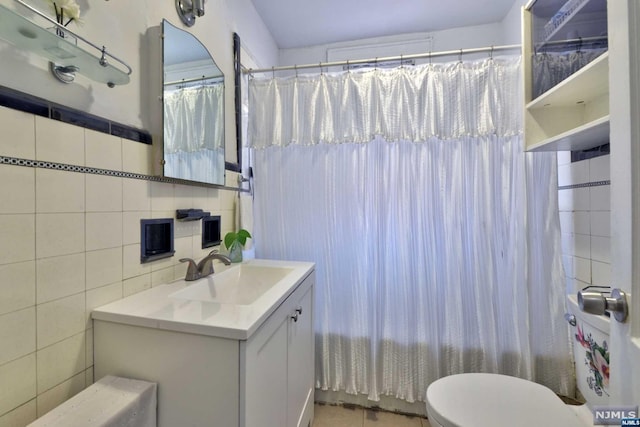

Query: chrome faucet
left=179, top=251, right=232, bottom=281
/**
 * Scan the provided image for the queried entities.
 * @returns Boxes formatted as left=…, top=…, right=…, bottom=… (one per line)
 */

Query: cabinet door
left=287, top=284, right=314, bottom=427
left=243, top=313, right=288, bottom=427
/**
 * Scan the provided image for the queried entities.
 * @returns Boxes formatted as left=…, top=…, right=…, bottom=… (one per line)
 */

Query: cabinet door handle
left=295, top=307, right=303, bottom=315
left=291, top=313, right=299, bottom=322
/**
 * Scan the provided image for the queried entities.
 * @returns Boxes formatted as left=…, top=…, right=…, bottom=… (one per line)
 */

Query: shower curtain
left=248, top=57, right=574, bottom=404
left=163, top=84, right=225, bottom=184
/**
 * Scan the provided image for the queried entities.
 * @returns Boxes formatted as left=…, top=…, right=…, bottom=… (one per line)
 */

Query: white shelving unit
left=523, top=0, right=609, bottom=152
left=527, top=115, right=609, bottom=152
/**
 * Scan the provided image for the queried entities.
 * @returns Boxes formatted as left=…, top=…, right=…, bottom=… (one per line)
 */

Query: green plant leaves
left=224, top=229, right=252, bottom=250
left=237, top=229, right=251, bottom=245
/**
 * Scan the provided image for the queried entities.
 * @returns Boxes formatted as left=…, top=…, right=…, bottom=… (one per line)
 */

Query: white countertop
left=91, top=259, right=315, bottom=340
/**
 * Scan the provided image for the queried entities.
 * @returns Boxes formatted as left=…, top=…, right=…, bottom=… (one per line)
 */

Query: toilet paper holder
left=577, top=288, right=628, bottom=323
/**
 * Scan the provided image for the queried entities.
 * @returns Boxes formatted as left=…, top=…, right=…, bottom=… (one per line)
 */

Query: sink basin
left=169, top=264, right=294, bottom=305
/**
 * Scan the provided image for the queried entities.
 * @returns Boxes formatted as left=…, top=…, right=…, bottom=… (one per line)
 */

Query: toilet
left=425, top=294, right=610, bottom=427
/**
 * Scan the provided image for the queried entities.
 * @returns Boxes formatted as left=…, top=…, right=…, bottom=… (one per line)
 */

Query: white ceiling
left=250, top=0, right=518, bottom=49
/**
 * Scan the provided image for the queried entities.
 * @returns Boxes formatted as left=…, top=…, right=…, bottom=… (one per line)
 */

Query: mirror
left=162, top=19, right=225, bottom=185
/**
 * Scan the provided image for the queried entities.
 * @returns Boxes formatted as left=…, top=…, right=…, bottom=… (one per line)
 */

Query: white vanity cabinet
left=241, top=279, right=314, bottom=427
left=92, top=260, right=315, bottom=427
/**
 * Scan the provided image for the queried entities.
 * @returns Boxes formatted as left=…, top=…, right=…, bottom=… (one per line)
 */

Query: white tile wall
left=0, top=263, right=35, bottom=323
left=0, top=400, right=37, bottom=427
left=85, top=248, right=122, bottom=290
left=36, top=294, right=85, bottom=349
left=0, top=106, right=35, bottom=159
left=35, top=213, right=85, bottom=259
left=86, top=212, right=123, bottom=251
left=35, top=117, right=84, bottom=165
left=558, top=153, right=611, bottom=294
left=35, top=170, right=85, bottom=213
left=85, top=130, right=122, bottom=171
left=0, top=107, right=237, bottom=420
left=35, top=371, right=86, bottom=418
left=85, top=175, right=123, bottom=212
left=0, top=166, right=34, bottom=214
left=36, top=254, right=85, bottom=304
left=0, top=215, right=35, bottom=265
left=0, top=354, right=36, bottom=416
left=0, top=308, right=35, bottom=366
left=36, top=333, right=86, bottom=394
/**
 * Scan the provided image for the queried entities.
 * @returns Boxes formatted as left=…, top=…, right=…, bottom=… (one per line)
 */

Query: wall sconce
left=175, top=0, right=205, bottom=27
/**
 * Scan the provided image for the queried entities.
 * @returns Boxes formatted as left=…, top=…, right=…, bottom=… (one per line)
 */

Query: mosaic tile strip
left=558, top=180, right=610, bottom=190
left=0, top=155, right=248, bottom=192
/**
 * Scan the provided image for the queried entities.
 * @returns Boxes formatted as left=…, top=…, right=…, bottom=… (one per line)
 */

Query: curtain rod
left=535, top=35, right=608, bottom=48
left=244, top=43, right=521, bottom=74
left=164, top=75, right=223, bottom=86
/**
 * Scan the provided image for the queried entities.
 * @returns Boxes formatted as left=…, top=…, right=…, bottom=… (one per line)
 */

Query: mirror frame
left=227, top=32, right=242, bottom=174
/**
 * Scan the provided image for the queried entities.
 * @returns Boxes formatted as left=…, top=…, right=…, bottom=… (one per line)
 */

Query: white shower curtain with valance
left=248, top=57, right=574, bottom=404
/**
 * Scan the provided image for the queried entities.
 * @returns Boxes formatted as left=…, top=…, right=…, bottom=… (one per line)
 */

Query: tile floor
left=312, top=403, right=432, bottom=427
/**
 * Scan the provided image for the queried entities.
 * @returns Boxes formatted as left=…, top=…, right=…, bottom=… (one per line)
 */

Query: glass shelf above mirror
left=0, top=1, right=131, bottom=87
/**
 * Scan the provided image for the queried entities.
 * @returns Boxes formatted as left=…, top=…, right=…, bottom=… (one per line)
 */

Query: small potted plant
left=224, top=228, right=252, bottom=263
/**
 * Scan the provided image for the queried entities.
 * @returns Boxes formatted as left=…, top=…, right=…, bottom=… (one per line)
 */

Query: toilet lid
left=425, top=373, right=585, bottom=427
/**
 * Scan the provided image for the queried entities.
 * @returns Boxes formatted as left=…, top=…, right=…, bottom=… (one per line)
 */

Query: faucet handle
left=179, top=258, right=200, bottom=281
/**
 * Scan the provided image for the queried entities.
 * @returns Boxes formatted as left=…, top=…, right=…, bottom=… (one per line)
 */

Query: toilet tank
left=566, top=294, right=611, bottom=408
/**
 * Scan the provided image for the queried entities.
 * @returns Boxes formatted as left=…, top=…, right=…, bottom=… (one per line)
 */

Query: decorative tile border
left=0, top=86, right=249, bottom=192
left=558, top=180, right=610, bottom=190
left=0, top=155, right=249, bottom=192
left=0, top=85, right=152, bottom=144
left=1, top=155, right=167, bottom=181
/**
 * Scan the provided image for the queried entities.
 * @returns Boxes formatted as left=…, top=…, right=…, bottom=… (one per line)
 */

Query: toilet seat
left=425, top=373, right=587, bottom=427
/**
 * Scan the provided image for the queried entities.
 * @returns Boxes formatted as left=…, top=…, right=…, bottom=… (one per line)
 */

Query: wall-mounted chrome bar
left=244, top=44, right=522, bottom=75
left=13, top=0, right=132, bottom=76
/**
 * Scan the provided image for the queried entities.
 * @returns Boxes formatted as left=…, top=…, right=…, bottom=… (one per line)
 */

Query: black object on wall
left=140, top=218, right=175, bottom=263
left=202, top=215, right=221, bottom=249
left=227, top=32, right=242, bottom=174
left=176, top=209, right=210, bottom=221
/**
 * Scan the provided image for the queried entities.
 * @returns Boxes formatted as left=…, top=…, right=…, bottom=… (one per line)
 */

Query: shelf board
left=527, top=115, right=609, bottom=152
left=526, top=52, right=608, bottom=109
left=0, top=4, right=130, bottom=86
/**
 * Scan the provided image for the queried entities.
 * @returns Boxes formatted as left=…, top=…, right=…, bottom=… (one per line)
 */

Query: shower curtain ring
left=429, top=51, right=432, bottom=64
left=346, top=60, right=350, bottom=72
left=271, top=66, right=275, bottom=79
left=458, top=49, right=463, bottom=63
left=295, top=64, right=298, bottom=78
left=489, top=45, right=494, bottom=60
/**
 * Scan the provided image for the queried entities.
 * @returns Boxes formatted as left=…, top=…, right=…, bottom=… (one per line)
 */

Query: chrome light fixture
left=175, top=0, right=205, bottom=27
